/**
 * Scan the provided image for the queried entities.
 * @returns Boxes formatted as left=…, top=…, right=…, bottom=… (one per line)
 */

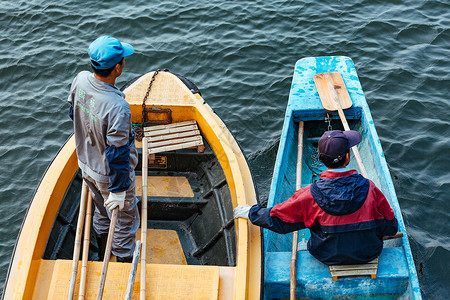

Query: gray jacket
left=68, top=71, right=138, bottom=191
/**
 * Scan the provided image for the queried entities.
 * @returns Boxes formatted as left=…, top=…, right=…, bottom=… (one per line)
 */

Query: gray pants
left=83, top=172, right=140, bottom=258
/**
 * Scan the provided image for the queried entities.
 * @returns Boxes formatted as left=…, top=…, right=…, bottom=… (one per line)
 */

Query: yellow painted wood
left=3, top=137, right=79, bottom=300
left=42, top=260, right=219, bottom=299
left=124, top=71, right=261, bottom=299
left=31, top=260, right=56, bottom=299
left=313, top=72, right=353, bottom=111
left=135, top=176, right=194, bottom=198
left=218, top=267, right=236, bottom=300
left=135, top=229, right=187, bottom=265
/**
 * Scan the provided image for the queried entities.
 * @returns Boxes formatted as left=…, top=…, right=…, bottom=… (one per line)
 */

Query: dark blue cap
left=88, top=36, right=134, bottom=69
left=318, top=130, right=362, bottom=161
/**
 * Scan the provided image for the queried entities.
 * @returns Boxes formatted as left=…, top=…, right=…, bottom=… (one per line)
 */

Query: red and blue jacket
left=249, top=170, right=398, bottom=265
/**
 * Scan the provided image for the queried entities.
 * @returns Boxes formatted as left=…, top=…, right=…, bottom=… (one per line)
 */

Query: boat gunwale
left=1, top=133, right=75, bottom=300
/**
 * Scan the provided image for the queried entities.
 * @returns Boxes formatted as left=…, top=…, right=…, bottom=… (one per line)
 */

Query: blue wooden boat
left=263, top=56, right=421, bottom=299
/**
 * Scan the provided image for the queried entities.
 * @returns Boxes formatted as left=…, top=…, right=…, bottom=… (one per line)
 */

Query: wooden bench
left=144, top=120, right=205, bottom=160
left=329, top=258, right=379, bottom=281
left=328, top=233, right=404, bottom=281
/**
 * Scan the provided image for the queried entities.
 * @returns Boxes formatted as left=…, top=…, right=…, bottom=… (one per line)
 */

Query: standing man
left=234, top=130, right=398, bottom=265
left=67, top=35, right=140, bottom=262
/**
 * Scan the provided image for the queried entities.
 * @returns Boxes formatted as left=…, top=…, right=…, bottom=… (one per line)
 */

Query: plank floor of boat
left=34, top=166, right=232, bottom=298
left=132, top=229, right=187, bottom=265
left=135, top=175, right=194, bottom=198
left=33, top=229, right=228, bottom=299
left=38, top=260, right=220, bottom=299
left=33, top=226, right=236, bottom=298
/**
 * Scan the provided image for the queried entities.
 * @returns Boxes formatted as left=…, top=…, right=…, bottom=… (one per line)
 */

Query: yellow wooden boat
left=3, top=71, right=261, bottom=299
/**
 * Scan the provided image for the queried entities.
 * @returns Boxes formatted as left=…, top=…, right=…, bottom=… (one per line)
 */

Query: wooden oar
left=96, top=207, right=119, bottom=300
left=314, top=72, right=368, bottom=178
left=125, top=240, right=142, bottom=300
left=140, top=137, right=149, bottom=300
left=68, top=181, right=89, bottom=300
left=78, top=193, right=93, bottom=300
left=290, top=121, right=304, bottom=300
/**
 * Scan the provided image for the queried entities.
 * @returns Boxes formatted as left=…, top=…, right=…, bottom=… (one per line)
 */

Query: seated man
left=234, top=130, right=398, bottom=265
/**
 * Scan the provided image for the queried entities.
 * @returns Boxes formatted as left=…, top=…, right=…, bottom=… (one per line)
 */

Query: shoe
left=95, top=234, right=107, bottom=261
left=116, top=255, right=133, bottom=263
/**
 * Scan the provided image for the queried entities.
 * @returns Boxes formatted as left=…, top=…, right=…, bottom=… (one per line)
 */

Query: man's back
left=68, top=71, right=136, bottom=184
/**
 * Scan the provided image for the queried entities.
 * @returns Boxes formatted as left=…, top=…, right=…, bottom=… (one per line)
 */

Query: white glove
left=105, top=191, right=126, bottom=211
left=233, top=204, right=251, bottom=219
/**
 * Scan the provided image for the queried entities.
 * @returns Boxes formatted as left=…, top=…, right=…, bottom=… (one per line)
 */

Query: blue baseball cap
left=88, top=36, right=134, bottom=69
left=318, top=130, right=362, bottom=161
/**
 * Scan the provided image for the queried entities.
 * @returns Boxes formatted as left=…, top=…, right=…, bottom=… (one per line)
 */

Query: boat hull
left=264, top=56, right=421, bottom=299
left=3, top=71, right=261, bottom=299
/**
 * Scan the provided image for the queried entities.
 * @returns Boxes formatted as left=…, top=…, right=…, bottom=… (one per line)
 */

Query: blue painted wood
left=265, top=248, right=409, bottom=299
left=264, top=56, right=421, bottom=299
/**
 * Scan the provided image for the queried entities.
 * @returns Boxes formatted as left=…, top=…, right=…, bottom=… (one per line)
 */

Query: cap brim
left=121, top=42, right=134, bottom=57
left=343, top=130, right=362, bottom=148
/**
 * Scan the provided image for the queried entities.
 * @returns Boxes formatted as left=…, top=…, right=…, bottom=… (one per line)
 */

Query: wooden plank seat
left=328, top=232, right=402, bottom=281
left=329, top=258, right=379, bottom=281
left=144, top=120, right=205, bottom=159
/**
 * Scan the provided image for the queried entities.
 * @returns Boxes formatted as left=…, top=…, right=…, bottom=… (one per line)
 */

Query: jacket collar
left=88, top=72, right=126, bottom=98
left=320, top=169, right=358, bottom=179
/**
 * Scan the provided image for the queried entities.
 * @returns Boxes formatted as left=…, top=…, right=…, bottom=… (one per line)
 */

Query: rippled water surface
left=0, top=1, right=449, bottom=298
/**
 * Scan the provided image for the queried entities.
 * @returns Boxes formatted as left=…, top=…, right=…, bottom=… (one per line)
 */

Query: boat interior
left=4, top=71, right=259, bottom=299
left=15, top=68, right=258, bottom=298
left=44, top=127, right=236, bottom=267
left=264, top=114, right=413, bottom=299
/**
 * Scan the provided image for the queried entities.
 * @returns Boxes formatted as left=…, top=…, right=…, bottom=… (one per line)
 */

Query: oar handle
left=78, top=193, right=93, bottom=300
left=290, top=231, right=299, bottom=299
left=68, top=181, right=89, bottom=300
left=96, top=207, right=119, bottom=300
left=383, top=232, right=403, bottom=240
left=125, top=240, right=142, bottom=300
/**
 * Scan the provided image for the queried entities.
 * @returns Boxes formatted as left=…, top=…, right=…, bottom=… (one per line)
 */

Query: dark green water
left=0, top=1, right=448, bottom=298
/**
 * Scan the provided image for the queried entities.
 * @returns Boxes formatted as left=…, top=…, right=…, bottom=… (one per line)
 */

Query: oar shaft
left=326, top=73, right=368, bottom=178
left=141, top=137, right=149, bottom=300
left=125, top=240, right=142, bottom=300
left=290, top=121, right=304, bottom=300
left=68, top=181, right=89, bottom=300
left=337, top=107, right=368, bottom=178
left=78, top=193, right=93, bottom=300
left=290, top=231, right=299, bottom=299
left=96, top=207, right=119, bottom=300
